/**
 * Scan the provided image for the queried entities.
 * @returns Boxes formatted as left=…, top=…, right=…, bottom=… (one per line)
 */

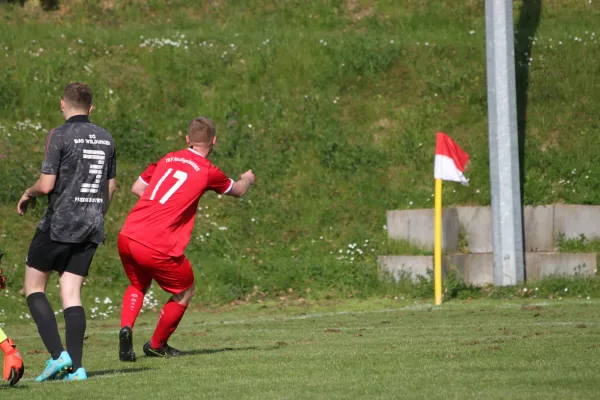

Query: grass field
left=1, top=299, right=599, bottom=399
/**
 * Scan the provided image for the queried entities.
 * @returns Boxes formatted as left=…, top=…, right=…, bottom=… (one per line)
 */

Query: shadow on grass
left=0, top=384, right=27, bottom=391
left=181, top=345, right=279, bottom=356
left=87, top=367, right=152, bottom=378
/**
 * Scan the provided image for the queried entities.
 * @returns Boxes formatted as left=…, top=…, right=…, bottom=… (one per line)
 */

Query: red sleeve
left=207, top=165, right=234, bottom=194
left=139, top=163, right=157, bottom=185
left=41, top=129, right=61, bottom=174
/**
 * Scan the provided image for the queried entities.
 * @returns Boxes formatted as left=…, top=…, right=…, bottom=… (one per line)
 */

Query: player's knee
left=23, top=267, right=48, bottom=296
left=187, top=283, right=196, bottom=299
left=182, top=283, right=196, bottom=302
left=60, top=292, right=78, bottom=307
left=60, top=287, right=82, bottom=308
left=23, top=281, right=45, bottom=297
left=23, top=283, right=36, bottom=296
left=58, top=273, right=85, bottom=307
left=24, top=287, right=43, bottom=297
left=173, top=283, right=195, bottom=305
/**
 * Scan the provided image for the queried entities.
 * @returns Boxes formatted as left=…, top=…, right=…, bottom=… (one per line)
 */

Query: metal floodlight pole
left=484, top=0, right=525, bottom=285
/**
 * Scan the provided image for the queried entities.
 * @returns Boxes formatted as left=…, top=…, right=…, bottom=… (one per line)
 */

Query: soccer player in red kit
left=117, top=117, right=254, bottom=360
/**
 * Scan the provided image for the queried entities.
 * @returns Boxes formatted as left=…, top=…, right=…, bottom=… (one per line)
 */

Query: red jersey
left=120, top=148, right=234, bottom=257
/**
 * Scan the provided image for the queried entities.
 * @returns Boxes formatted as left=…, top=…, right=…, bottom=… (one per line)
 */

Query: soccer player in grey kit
left=17, top=82, right=117, bottom=381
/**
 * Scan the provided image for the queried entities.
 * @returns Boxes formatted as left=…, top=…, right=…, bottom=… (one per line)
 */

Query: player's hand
left=17, top=192, right=36, bottom=216
left=2, top=339, right=24, bottom=386
left=241, top=170, right=255, bottom=185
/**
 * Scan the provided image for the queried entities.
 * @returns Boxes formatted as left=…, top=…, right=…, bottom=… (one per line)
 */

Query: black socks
left=26, top=292, right=64, bottom=360
left=64, top=306, right=86, bottom=371
left=27, top=293, right=87, bottom=370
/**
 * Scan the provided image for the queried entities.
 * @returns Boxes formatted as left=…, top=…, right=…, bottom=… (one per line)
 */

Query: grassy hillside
left=0, top=0, right=599, bottom=301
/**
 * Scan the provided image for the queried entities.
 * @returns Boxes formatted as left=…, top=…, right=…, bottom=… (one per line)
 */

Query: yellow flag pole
left=434, top=178, right=443, bottom=306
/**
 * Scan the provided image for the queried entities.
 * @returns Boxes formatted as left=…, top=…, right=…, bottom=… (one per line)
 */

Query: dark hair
left=188, top=117, right=216, bottom=145
left=63, top=82, right=93, bottom=110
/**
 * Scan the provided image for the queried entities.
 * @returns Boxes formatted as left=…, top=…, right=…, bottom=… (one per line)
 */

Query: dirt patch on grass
left=346, top=0, right=375, bottom=22
left=25, top=349, right=46, bottom=355
left=374, top=118, right=392, bottom=129
left=521, top=305, right=543, bottom=311
left=99, top=323, right=120, bottom=328
left=539, top=129, right=559, bottom=152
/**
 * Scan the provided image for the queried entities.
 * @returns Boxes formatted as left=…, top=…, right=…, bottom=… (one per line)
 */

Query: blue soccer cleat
left=63, top=367, right=87, bottom=381
left=35, top=351, right=72, bottom=382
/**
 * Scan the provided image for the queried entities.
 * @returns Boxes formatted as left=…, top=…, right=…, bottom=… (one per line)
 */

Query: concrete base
left=523, top=205, right=555, bottom=252
left=377, top=255, right=435, bottom=282
left=524, top=253, right=598, bottom=281
left=455, top=207, right=492, bottom=253
left=386, top=208, right=459, bottom=252
left=378, top=252, right=598, bottom=285
left=455, top=205, right=556, bottom=252
left=554, top=205, right=600, bottom=242
left=386, top=204, right=600, bottom=253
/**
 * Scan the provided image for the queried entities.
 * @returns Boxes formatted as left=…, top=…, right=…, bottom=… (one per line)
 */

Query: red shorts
left=117, top=234, right=194, bottom=295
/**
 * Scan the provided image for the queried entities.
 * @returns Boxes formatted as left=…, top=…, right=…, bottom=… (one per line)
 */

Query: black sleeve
left=108, top=147, right=117, bottom=180
left=41, top=129, right=62, bottom=175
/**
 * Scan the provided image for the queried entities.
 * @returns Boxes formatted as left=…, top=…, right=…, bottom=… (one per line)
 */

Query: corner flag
left=434, top=132, right=470, bottom=186
left=432, top=132, right=470, bottom=306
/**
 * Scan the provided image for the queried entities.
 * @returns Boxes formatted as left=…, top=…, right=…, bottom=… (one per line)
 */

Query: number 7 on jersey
left=150, top=168, right=188, bottom=204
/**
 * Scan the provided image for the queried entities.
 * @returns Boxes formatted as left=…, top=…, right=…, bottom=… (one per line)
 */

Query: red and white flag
left=434, top=132, right=469, bottom=186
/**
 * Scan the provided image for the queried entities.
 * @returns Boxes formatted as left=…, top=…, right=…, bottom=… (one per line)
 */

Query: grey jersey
left=38, top=115, right=116, bottom=244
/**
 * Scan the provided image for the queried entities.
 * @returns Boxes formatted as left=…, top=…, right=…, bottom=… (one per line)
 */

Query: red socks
left=150, top=299, right=187, bottom=348
left=122, top=286, right=188, bottom=347
left=121, top=285, right=145, bottom=329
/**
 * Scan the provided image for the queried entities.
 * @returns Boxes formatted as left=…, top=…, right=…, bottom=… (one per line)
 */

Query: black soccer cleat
left=143, top=341, right=182, bottom=358
left=119, top=327, right=136, bottom=362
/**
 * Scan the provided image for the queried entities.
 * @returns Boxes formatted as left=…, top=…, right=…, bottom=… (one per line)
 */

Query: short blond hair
left=188, top=117, right=216, bottom=145
left=63, top=82, right=93, bottom=110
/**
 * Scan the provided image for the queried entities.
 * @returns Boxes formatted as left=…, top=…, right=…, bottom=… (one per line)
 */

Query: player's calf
left=143, top=284, right=194, bottom=359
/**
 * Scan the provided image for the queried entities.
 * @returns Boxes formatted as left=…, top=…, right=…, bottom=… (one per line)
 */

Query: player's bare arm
left=227, top=169, right=255, bottom=198
left=131, top=178, right=147, bottom=198
left=105, top=178, right=118, bottom=213
left=109, top=178, right=117, bottom=201
left=130, top=163, right=156, bottom=198
left=17, top=173, right=56, bottom=215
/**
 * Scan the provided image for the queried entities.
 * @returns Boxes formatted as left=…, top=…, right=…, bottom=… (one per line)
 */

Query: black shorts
left=26, top=229, right=98, bottom=277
